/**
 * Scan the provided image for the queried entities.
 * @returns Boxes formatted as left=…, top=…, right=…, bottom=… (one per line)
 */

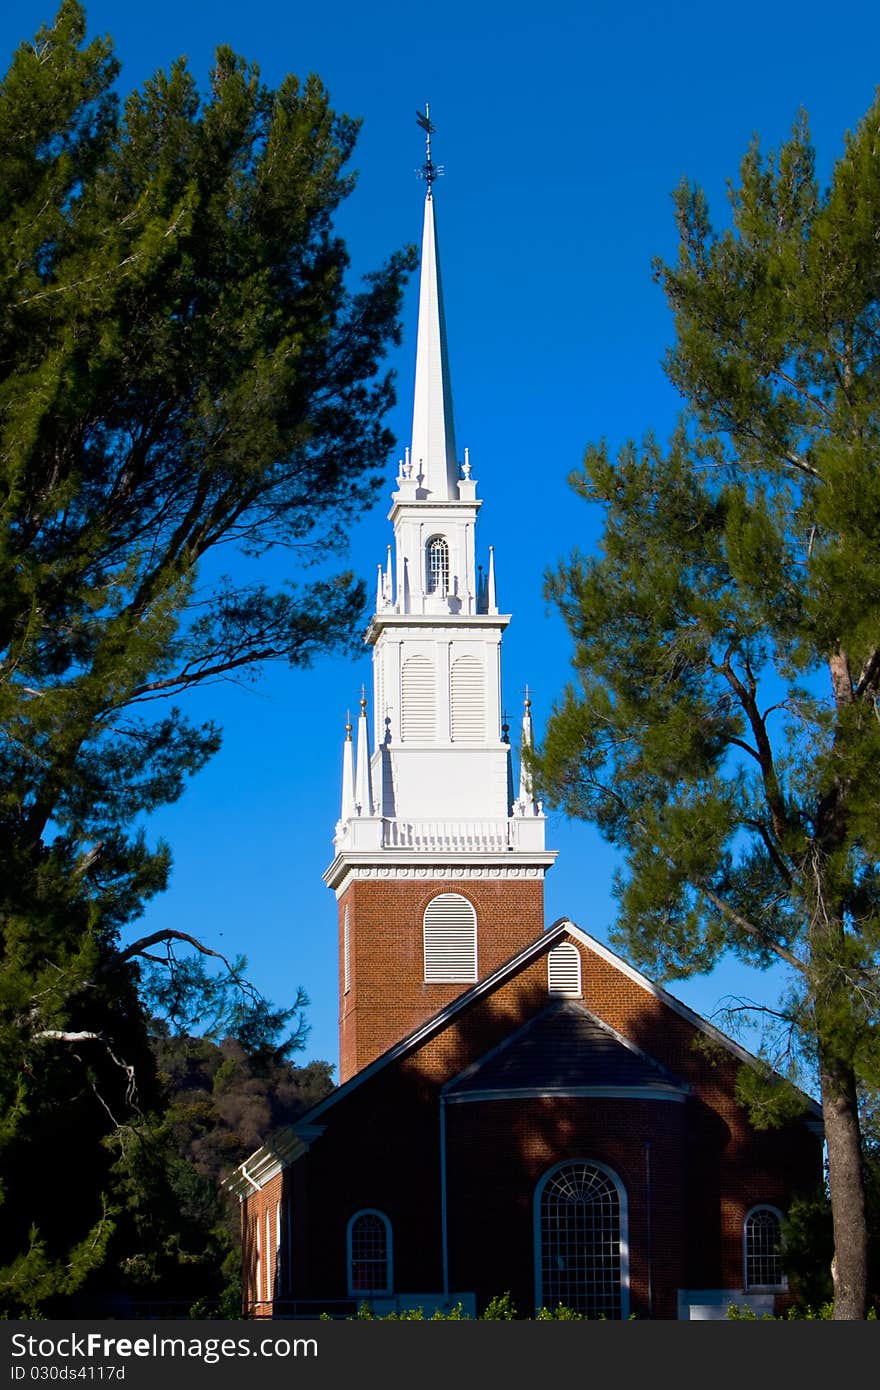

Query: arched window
left=425, top=535, right=450, bottom=595
left=744, top=1206, right=785, bottom=1289
left=423, top=893, right=477, bottom=982
left=450, top=654, right=484, bottom=742
left=347, top=1210, right=393, bottom=1295
left=401, top=654, right=435, bottom=742
left=535, top=1161, right=628, bottom=1319
left=548, top=942, right=582, bottom=997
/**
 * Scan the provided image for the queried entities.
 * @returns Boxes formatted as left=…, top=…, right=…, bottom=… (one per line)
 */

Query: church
left=228, top=129, right=823, bottom=1320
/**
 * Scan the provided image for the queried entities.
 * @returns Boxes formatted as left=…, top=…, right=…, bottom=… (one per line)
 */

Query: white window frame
left=347, top=1209, right=393, bottom=1297
left=743, top=1204, right=787, bottom=1291
left=533, top=1159, right=630, bottom=1319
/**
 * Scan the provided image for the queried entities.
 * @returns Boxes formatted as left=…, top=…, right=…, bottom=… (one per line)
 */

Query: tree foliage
left=0, top=1, right=412, bottom=1311
left=537, top=96, right=880, bottom=1317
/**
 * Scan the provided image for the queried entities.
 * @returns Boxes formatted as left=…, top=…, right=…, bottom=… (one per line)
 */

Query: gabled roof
left=444, top=999, right=687, bottom=1102
left=226, top=916, right=822, bottom=1198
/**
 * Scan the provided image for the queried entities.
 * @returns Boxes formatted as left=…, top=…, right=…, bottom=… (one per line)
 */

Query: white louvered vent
left=343, top=904, right=351, bottom=995
left=548, top=942, right=582, bottom=997
left=450, top=654, right=484, bottom=742
left=401, top=655, right=435, bottom=742
left=424, top=893, right=477, bottom=983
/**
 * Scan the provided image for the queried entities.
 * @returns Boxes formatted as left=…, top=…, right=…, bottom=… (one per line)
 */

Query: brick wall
left=285, top=929, right=821, bottom=1317
left=337, top=875, right=545, bottom=1080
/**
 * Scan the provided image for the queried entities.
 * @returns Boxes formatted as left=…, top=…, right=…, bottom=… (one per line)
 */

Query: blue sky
left=4, top=1, right=880, bottom=1075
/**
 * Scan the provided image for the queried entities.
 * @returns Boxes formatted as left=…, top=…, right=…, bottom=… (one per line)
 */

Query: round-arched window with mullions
left=536, top=1161, right=625, bottom=1318
left=425, top=535, right=450, bottom=595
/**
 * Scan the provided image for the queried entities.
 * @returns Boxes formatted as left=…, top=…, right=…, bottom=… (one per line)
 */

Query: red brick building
left=228, top=142, right=823, bottom=1319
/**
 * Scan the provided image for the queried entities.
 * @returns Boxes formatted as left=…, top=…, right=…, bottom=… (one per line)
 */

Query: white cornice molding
left=324, top=854, right=558, bottom=895
left=365, top=612, right=511, bottom=644
left=224, top=1124, right=326, bottom=1200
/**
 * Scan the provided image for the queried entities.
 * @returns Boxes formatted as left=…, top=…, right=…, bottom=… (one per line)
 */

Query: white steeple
left=409, top=190, right=459, bottom=500
left=325, top=113, right=555, bottom=890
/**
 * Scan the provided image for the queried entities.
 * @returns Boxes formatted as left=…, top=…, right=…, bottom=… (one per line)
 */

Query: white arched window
left=548, top=942, right=582, bottom=997
left=450, top=654, right=484, bottom=742
left=347, top=1210, right=393, bottom=1295
left=423, top=893, right=477, bottom=982
left=744, top=1206, right=785, bottom=1289
left=401, top=654, right=435, bottom=742
left=425, top=535, right=450, bottom=595
left=535, top=1161, right=628, bottom=1319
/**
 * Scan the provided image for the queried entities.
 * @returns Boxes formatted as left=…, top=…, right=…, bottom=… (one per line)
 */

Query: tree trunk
left=819, top=1050, right=867, bottom=1319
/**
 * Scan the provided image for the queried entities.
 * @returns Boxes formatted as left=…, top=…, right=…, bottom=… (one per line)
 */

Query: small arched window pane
left=744, top=1207, right=784, bottom=1289
left=348, top=1211, right=392, bottom=1294
left=426, top=535, right=450, bottom=595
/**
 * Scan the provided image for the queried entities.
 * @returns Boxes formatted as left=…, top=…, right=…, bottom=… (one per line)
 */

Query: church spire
left=410, top=108, right=459, bottom=501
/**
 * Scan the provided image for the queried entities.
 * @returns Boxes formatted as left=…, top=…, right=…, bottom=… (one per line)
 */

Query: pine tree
left=538, top=97, right=880, bottom=1318
left=0, top=2, right=413, bottom=1310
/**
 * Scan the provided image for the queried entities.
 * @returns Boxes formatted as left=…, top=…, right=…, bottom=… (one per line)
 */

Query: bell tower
left=324, top=110, right=556, bottom=1081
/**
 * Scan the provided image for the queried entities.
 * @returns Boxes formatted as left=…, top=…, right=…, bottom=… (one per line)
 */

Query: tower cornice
left=324, top=849, right=558, bottom=896
left=365, top=610, right=511, bottom=645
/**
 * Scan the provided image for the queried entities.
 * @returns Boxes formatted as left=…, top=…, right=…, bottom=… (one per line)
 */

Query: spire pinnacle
left=416, top=104, right=444, bottom=194
left=340, top=712, right=355, bottom=822
left=410, top=109, right=458, bottom=500
left=355, top=690, right=373, bottom=816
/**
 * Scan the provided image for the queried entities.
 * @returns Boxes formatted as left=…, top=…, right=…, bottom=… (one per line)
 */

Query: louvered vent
left=401, top=655, right=435, bottom=741
left=343, top=904, right=351, bottom=995
left=424, top=893, right=477, bottom=982
left=450, top=654, right=484, bottom=742
left=548, top=942, right=582, bottom=997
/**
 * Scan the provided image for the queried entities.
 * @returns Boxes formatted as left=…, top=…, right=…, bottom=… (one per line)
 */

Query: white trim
left=533, top=1159, right=630, bottom=1319
left=324, top=855, right=556, bottom=895
left=265, top=1208, right=274, bottom=1301
left=445, top=1086, right=686, bottom=1104
left=347, top=1209, right=393, bottom=1297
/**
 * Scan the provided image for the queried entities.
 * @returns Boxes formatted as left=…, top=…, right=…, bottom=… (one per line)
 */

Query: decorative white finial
left=518, top=686, right=537, bottom=813
left=487, top=546, right=498, bottom=615
left=340, top=711, right=356, bottom=823
left=355, top=688, right=373, bottom=816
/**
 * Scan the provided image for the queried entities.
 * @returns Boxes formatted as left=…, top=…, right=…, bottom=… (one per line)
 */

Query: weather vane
left=416, top=103, right=444, bottom=191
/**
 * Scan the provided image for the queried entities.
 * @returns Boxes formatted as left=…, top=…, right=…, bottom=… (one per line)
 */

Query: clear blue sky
left=4, top=1, right=879, bottom=1075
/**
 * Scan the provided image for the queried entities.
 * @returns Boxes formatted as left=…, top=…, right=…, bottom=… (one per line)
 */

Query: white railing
left=382, top=819, right=511, bottom=852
